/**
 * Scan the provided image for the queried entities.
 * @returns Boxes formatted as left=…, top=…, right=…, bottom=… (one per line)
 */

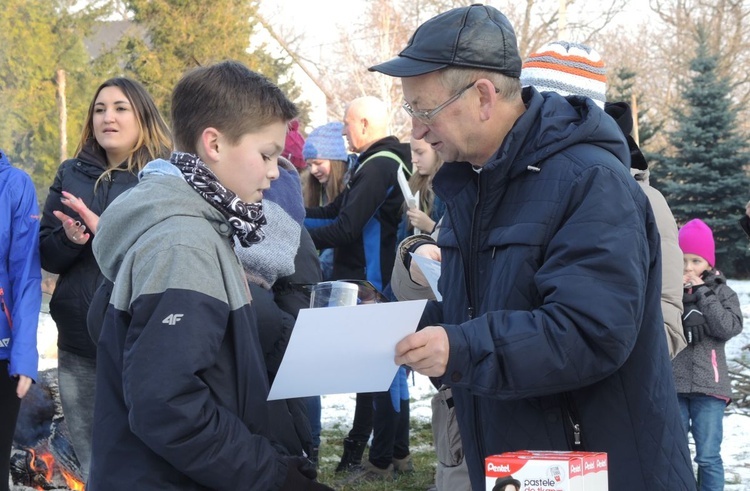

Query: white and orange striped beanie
left=520, top=41, right=606, bottom=108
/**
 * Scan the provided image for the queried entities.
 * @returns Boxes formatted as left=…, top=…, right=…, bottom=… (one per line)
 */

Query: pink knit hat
left=678, top=218, right=715, bottom=267
left=282, top=120, right=306, bottom=170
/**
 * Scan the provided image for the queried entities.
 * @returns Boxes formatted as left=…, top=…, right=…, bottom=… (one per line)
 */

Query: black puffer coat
left=39, top=144, right=138, bottom=358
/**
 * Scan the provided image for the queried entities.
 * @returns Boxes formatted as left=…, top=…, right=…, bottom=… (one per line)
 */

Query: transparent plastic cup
left=309, top=281, right=360, bottom=308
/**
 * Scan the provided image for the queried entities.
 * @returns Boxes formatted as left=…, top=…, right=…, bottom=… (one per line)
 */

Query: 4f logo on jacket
left=162, top=314, right=184, bottom=325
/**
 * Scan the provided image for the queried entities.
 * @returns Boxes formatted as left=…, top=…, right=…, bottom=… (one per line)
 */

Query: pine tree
left=651, top=30, right=750, bottom=277
left=115, top=0, right=307, bottom=124
left=0, top=0, right=112, bottom=197
left=608, top=66, right=662, bottom=148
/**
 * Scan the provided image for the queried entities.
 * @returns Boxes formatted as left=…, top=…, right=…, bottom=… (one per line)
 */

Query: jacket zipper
left=563, top=392, right=583, bottom=448
left=469, top=174, right=485, bottom=461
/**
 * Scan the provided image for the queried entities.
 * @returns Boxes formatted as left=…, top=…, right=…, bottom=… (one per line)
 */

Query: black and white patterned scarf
left=170, top=151, right=266, bottom=246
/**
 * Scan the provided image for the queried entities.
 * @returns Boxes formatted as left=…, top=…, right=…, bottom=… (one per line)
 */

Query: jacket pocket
left=487, top=222, right=548, bottom=252
left=431, top=386, right=464, bottom=467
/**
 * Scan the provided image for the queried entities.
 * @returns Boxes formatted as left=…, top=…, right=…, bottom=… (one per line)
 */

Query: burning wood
left=10, top=446, right=85, bottom=490
left=10, top=369, right=85, bottom=491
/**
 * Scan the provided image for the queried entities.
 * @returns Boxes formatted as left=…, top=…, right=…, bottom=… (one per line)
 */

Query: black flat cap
left=369, top=4, right=522, bottom=78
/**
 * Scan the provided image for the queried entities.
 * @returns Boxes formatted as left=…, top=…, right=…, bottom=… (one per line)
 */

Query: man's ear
left=475, top=79, right=497, bottom=121
left=361, top=118, right=368, bottom=134
left=199, top=127, right=221, bottom=164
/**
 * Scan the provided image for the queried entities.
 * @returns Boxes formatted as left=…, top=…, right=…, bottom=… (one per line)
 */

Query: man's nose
left=411, top=120, right=429, bottom=140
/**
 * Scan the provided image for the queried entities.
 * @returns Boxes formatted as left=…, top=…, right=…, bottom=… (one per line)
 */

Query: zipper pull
left=467, top=306, right=474, bottom=320
left=573, top=423, right=581, bottom=446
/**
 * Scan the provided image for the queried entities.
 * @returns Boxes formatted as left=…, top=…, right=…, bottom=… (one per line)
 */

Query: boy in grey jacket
left=89, top=61, right=332, bottom=491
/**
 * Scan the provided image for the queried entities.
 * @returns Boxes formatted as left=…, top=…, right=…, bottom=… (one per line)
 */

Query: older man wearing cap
left=371, top=5, right=695, bottom=491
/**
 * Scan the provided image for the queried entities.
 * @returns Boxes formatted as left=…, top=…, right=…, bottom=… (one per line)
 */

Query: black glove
left=280, top=456, right=334, bottom=491
left=682, top=307, right=707, bottom=344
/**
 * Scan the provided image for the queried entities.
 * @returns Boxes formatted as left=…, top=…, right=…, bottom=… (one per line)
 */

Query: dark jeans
left=369, top=395, right=410, bottom=469
left=347, top=392, right=373, bottom=443
left=58, top=350, right=96, bottom=481
left=1, top=360, right=21, bottom=491
left=304, top=396, right=322, bottom=447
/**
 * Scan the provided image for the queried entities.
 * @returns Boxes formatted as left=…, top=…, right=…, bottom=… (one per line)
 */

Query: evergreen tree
left=0, top=0, right=112, bottom=198
left=115, top=0, right=307, bottom=123
left=608, top=66, right=662, bottom=148
left=651, top=30, right=750, bottom=278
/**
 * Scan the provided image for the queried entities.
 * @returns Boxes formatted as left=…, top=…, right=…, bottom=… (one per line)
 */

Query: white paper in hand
left=409, top=252, right=442, bottom=301
left=398, top=170, right=423, bottom=234
left=267, top=300, right=427, bottom=400
left=397, top=168, right=417, bottom=210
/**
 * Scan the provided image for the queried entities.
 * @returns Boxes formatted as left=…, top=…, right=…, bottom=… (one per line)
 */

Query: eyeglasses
left=402, top=81, right=502, bottom=125
left=402, top=81, right=476, bottom=125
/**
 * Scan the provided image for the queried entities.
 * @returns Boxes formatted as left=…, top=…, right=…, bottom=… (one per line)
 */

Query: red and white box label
left=486, top=451, right=608, bottom=491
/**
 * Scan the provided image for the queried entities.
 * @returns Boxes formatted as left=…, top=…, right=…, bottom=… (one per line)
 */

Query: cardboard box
left=486, top=451, right=608, bottom=490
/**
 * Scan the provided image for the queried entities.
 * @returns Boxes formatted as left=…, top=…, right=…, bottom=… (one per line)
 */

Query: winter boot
left=393, top=454, right=414, bottom=474
left=335, top=438, right=367, bottom=473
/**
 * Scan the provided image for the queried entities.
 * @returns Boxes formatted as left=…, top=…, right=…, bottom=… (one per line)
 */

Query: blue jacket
left=426, top=89, right=695, bottom=490
left=0, top=150, right=41, bottom=381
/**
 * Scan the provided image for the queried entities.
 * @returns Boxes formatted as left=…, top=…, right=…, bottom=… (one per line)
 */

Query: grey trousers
left=431, top=386, right=471, bottom=491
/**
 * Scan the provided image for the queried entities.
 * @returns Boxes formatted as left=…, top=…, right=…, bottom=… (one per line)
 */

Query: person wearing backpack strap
left=304, top=96, right=413, bottom=482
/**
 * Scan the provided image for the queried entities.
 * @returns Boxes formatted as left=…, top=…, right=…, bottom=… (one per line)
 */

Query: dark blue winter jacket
left=0, top=150, right=41, bottom=381
left=425, top=88, right=696, bottom=490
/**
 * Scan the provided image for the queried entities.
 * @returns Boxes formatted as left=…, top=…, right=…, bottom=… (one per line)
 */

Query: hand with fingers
left=52, top=209, right=90, bottom=245
left=15, top=375, right=32, bottom=399
left=407, top=208, right=436, bottom=234
left=59, top=190, right=100, bottom=235
left=410, top=243, right=441, bottom=287
left=394, top=325, right=449, bottom=378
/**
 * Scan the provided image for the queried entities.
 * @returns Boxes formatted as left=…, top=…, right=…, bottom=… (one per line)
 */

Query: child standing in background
left=399, top=136, right=445, bottom=239
left=673, top=218, right=743, bottom=491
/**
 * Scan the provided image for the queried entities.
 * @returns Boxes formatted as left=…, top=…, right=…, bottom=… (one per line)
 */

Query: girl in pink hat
left=673, top=218, right=743, bottom=490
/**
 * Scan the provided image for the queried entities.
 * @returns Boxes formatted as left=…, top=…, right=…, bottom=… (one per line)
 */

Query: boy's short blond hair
left=171, top=60, right=298, bottom=154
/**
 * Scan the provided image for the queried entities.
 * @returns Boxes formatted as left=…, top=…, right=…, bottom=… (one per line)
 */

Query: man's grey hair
left=438, top=67, right=521, bottom=100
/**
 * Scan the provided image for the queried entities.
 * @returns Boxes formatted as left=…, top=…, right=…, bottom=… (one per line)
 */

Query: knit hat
left=302, top=122, right=348, bottom=161
left=520, top=41, right=606, bottom=108
left=282, top=120, right=306, bottom=170
left=678, top=218, right=715, bottom=267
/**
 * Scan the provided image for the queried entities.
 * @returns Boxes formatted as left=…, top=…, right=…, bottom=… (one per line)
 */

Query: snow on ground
left=35, top=281, right=750, bottom=489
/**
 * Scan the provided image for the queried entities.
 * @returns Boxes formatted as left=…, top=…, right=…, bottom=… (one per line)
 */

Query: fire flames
left=27, top=448, right=85, bottom=490
left=61, top=469, right=85, bottom=491
left=28, top=449, right=53, bottom=485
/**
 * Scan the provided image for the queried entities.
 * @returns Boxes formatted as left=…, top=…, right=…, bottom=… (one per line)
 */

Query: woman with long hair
left=302, top=122, right=350, bottom=209
left=302, top=122, right=352, bottom=281
left=39, top=77, right=171, bottom=480
left=400, top=136, right=445, bottom=239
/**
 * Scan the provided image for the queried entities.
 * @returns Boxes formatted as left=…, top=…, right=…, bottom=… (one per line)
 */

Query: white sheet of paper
left=267, top=299, right=427, bottom=400
left=397, top=168, right=418, bottom=210
left=409, top=252, right=442, bottom=301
